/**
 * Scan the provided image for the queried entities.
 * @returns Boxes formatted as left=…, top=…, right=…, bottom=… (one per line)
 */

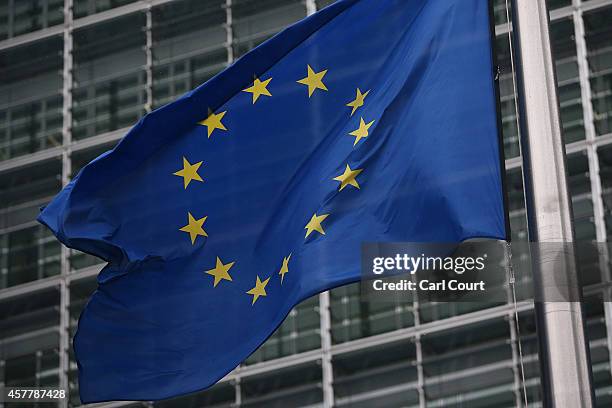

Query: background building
left=0, top=0, right=611, bottom=406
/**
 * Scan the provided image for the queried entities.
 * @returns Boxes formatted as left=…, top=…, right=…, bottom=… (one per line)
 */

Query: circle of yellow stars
left=173, top=63, right=376, bottom=305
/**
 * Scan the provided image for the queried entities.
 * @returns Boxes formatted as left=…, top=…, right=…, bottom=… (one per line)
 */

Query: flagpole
left=510, top=0, right=595, bottom=406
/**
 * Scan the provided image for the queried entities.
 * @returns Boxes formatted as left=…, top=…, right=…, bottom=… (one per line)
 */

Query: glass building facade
left=0, top=0, right=611, bottom=406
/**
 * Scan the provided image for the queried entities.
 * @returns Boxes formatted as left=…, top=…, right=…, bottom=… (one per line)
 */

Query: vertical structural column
left=145, top=0, right=153, bottom=113
left=573, top=1, right=605, bottom=247
left=413, top=289, right=425, bottom=408
left=225, top=0, right=234, bottom=65
left=59, top=1, right=73, bottom=407
left=319, top=291, right=334, bottom=407
left=62, top=0, right=73, bottom=187
left=511, top=0, right=595, bottom=406
left=573, top=0, right=612, bottom=379
left=305, top=0, right=317, bottom=16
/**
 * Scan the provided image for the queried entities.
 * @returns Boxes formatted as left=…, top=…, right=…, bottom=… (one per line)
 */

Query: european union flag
left=39, top=0, right=506, bottom=402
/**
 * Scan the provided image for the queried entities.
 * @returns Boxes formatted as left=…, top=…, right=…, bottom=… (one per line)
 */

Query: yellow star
left=179, top=212, right=208, bottom=244
left=246, top=275, right=270, bottom=305
left=205, top=256, right=235, bottom=287
left=297, top=65, right=328, bottom=97
left=198, top=111, right=227, bottom=138
left=243, top=77, right=272, bottom=104
left=305, top=213, right=329, bottom=238
left=173, top=157, right=203, bottom=189
left=349, top=117, right=375, bottom=146
left=279, top=254, right=292, bottom=284
left=346, top=88, right=370, bottom=116
left=333, top=164, right=363, bottom=191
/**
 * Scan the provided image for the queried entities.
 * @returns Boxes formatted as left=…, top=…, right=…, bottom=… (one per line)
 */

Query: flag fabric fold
left=39, top=0, right=506, bottom=402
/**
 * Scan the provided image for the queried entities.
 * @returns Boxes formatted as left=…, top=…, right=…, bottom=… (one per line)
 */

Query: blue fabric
left=39, top=0, right=505, bottom=402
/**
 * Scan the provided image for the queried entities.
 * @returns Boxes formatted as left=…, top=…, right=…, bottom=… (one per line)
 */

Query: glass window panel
left=496, top=19, right=585, bottom=151
left=152, top=0, right=227, bottom=109
left=496, top=34, right=521, bottom=159
left=493, top=0, right=571, bottom=25
left=567, top=152, right=596, bottom=241
left=506, top=167, right=528, bottom=242
left=0, top=159, right=62, bottom=288
left=420, top=301, right=505, bottom=325
left=246, top=295, right=320, bottom=364
left=0, top=0, right=63, bottom=39
left=330, top=282, right=414, bottom=344
left=316, top=0, right=336, bottom=10
left=551, top=18, right=585, bottom=143
left=0, top=4, right=7, bottom=40
left=153, top=383, right=235, bottom=407
left=597, top=145, right=612, bottom=239
left=513, top=311, right=543, bottom=404
left=547, top=0, right=572, bottom=8
left=0, top=159, right=61, bottom=209
left=0, top=287, right=60, bottom=388
left=232, top=0, right=306, bottom=58
left=0, top=36, right=63, bottom=160
left=0, top=286, right=60, bottom=340
left=583, top=294, right=612, bottom=406
left=584, top=6, right=612, bottom=137
left=422, top=317, right=515, bottom=406
left=12, top=1, right=44, bottom=36
left=493, top=0, right=512, bottom=25
left=333, top=342, right=419, bottom=407
left=5, top=354, right=37, bottom=386
left=4, top=348, right=59, bottom=389
left=4, top=225, right=61, bottom=287
left=241, top=362, right=323, bottom=407
left=72, top=13, right=146, bottom=141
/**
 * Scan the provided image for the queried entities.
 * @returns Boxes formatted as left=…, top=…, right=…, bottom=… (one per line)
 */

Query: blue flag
left=39, top=0, right=505, bottom=402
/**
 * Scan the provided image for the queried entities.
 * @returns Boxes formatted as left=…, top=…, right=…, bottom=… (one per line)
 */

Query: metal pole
left=510, top=0, right=595, bottom=406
